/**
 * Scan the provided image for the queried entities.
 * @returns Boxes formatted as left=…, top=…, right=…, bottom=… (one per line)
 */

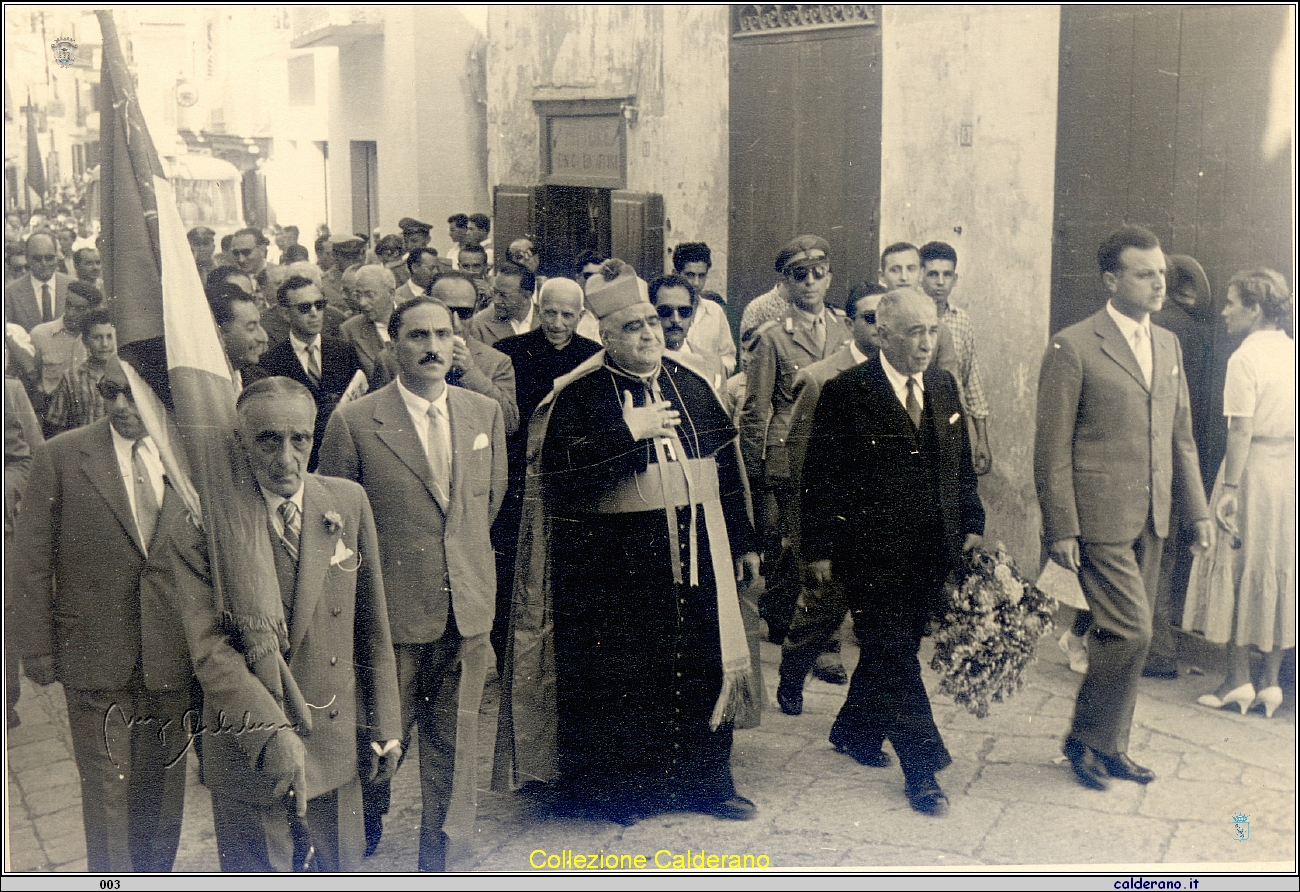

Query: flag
left=25, top=92, right=46, bottom=204
left=96, top=10, right=310, bottom=732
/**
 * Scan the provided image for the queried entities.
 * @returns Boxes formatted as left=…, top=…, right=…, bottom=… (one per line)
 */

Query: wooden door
left=1051, top=4, right=1294, bottom=478
left=729, top=10, right=882, bottom=314
left=1052, top=5, right=1292, bottom=333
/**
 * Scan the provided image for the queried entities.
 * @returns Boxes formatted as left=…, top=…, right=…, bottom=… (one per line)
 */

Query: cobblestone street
left=6, top=628, right=1295, bottom=874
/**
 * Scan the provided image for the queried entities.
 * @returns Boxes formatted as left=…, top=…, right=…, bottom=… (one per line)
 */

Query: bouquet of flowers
left=930, top=543, right=1056, bottom=718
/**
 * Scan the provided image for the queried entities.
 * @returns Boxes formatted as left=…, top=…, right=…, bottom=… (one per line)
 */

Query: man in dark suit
left=319, top=296, right=507, bottom=871
left=802, top=287, right=984, bottom=817
left=5, top=232, right=74, bottom=331
left=12, top=357, right=193, bottom=870
left=1035, top=226, right=1210, bottom=791
left=145, top=377, right=403, bottom=871
left=258, top=275, right=362, bottom=471
left=776, top=283, right=886, bottom=714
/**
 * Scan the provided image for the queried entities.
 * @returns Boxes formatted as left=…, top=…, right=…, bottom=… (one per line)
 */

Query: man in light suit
left=467, top=263, right=538, bottom=347
left=776, top=282, right=886, bottom=714
left=802, top=287, right=984, bottom=816
left=1034, top=226, right=1210, bottom=791
left=5, top=232, right=74, bottom=331
left=258, top=275, right=363, bottom=471
left=12, top=358, right=193, bottom=871
left=145, top=377, right=402, bottom=871
left=319, top=296, right=507, bottom=871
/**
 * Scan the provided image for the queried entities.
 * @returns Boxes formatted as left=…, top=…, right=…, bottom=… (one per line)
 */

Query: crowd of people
left=3, top=205, right=1293, bottom=871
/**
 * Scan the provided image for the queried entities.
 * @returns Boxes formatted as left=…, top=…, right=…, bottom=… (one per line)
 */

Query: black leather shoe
left=1141, top=659, right=1179, bottom=679
left=904, top=774, right=949, bottom=816
left=811, top=661, right=849, bottom=685
left=698, top=795, right=757, bottom=821
left=830, top=730, right=892, bottom=768
left=1063, top=736, right=1110, bottom=791
left=776, top=678, right=803, bottom=715
left=1096, top=751, right=1156, bottom=784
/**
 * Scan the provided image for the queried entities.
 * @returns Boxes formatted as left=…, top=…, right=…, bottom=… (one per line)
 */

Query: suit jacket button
left=329, top=709, right=339, bottom=719
left=332, top=607, right=342, bottom=616
left=330, top=656, right=338, bottom=666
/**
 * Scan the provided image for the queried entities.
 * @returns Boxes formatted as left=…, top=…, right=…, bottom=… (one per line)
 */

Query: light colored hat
left=585, top=268, right=646, bottom=320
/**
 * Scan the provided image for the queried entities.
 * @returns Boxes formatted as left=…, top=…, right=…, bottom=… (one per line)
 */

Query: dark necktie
left=41, top=283, right=53, bottom=323
left=278, top=499, right=301, bottom=562
left=132, top=439, right=160, bottom=550
left=906, top=377, right=922, bottom=430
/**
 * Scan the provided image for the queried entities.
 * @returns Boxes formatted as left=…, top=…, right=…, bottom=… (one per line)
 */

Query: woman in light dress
left=1183, top=269, right=1295, bottom=718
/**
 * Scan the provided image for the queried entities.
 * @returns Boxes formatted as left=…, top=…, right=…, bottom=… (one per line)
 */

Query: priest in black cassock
left=490, top=277, right=601, bottom=672
left=495, top=263, right=760, bottom=825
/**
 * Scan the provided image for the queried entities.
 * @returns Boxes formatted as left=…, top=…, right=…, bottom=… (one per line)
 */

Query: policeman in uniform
left=739, top=236, right=851, bottom=645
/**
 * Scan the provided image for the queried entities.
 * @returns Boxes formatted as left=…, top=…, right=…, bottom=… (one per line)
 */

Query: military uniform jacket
left=739, top=308, right=851, bottom=479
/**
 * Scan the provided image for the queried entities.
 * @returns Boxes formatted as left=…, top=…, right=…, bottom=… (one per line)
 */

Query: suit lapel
left=373, top=384, right=442, bottom=506
left=924, top=370, right=961, bottom=455
left=81, top=422, right=146, bottom=555
left=864, top=357, right=918, bottom=439
left=1150, top=325, right=1175, bottom=402
left=1095, top=311, right=1150, bottom=392
left=290, top=477, right=332, bottom=656
left=445, top=388, right=478, bottom=528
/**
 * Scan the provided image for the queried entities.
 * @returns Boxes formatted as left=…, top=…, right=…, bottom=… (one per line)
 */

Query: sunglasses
left=448, top=305, right=475, bottom=320
left=292, top=299, right=330, bottom=314
left=655, top=304, right=694, bottom=320
left=96, top=378, right=132, bottom=401
left=786, top=264, right=830, bottom=283
left=28, top=254, right=58, bottom=263
left=857, top=312, right=876, bottom=324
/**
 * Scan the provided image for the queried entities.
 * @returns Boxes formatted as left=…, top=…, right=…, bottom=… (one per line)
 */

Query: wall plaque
left=540, top=108, right=627, bottom=189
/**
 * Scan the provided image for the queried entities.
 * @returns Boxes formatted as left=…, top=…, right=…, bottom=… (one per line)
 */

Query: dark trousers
left=832, top=604, right=952, bottom=781
left=377, top=626, right=490, bottom=871
left=780, top=579, right=849, bottom=683
left=755, top=478, right=800, bottom=638
left=211, top=775, right=363, bottom=872
left=1072, top=520, right=1162, bottom=755
left=64, top=683, right=190, bottom=872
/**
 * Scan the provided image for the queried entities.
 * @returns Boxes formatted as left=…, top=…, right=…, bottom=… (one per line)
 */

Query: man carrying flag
left=92, top=11, right=401, bottom=871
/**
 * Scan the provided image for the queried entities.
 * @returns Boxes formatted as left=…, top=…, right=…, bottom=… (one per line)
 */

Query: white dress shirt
left=109, top=426, right=165, bottom=532
left=397, top=378, right=452, bottom=465
left=509, top=304, right=535, bottom=336
left=849, top=341, right=870, bottom=366
left=1106, top=300, right=1153, bottom=387
left=289, top=331, right=323, bottom=381
left=260, top=482, right=306, bottom=540
left=879, top=350, right=924, bottom=413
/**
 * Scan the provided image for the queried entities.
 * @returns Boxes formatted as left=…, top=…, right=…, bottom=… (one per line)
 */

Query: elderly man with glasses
left=739, top=235, right=852, bottom=647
